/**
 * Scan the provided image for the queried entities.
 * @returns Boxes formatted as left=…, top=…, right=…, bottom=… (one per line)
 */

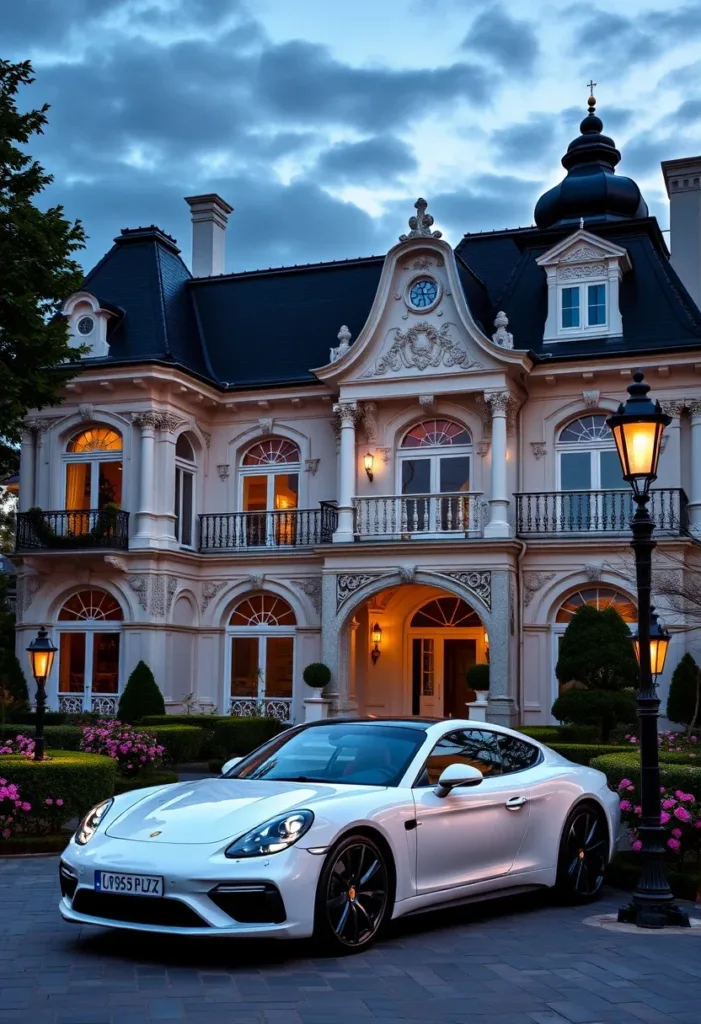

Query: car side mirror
left=434, top=763, right=484, bottom=798
left=221, top=756, right=242, bottom=775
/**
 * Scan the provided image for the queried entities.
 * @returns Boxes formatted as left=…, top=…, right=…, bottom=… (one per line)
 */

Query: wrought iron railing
left=515, top=488, right=689, bottom=536
left=229, top=697, right=292, bottom=722
left=15, top=509, right=130, bottom=552
left=354, top=492, right=484, bottom=539
left=199, top=504, right=337, bottom=551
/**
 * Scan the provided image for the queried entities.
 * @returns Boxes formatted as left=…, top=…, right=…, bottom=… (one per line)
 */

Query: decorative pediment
left=62, top=290, right=118, bottom=358
left=359, top=321, right=482, bottom=379
left=536, top=229, right=631, bottom=273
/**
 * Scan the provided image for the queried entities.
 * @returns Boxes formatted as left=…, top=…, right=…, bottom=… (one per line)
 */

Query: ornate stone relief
left=202, top=431, right=211, bottom=448
left=558, top=263, right=607, bottom=280
left=166, top=577, right=178, bottom=614
left=336, top=574, right=381, bottom=612
left=660, top=435, right=669, bottom=453
left=437, top=571, right=491, bottom=611
left=530, top=442, right=547, bottom=461
left=289, top=576, right=322, bottom=614
left=403, top=254, right=443, bottom=270
left=332, top=402, right=357, bottom=426
left=491, top=311, right=513, bottom=350
left=360, top=402, right=378, bottom=444
left=397, top=564, right=417, bottom=584
left=217, top=464, right=230, bottom=480
left=523, top=572, right=557, bottom=607
left=418, top=394, right=435, bottom=410
left=26, top=418, right=58, bottom=436
left=127, top=575, right=149, bottom=610
left=330, top=325, right=352, bottom=363
left=15, top=576, right=41, bottom=622
left=583, top=563, right=603, bottom=582
left=376, top=446, right=392, bottom=465
left=78, top=403, right=94, bottom=422
left=362, top=322, right=480, bottom=377
left=202, top=581, right=227, bottom=613
left=659, top=400, right=684, bottom=417
left=104, top=555, right=127, bottom=572
left=160, top=412, right=185, bottom=433
left=150, top=575, right=166, bottom=617
left=582, top=390, right=600, bottom=409
left=398, top=198, right=442, bottom=241
left=560, top=245, right=603, bottom=263
left=476, top=440, right=490, bottom=458
left=304, top=458, right=320, bottom=475
left=369, top=587, right=398, bottom=611
left=245, top=574, right=265, bottom=592
left=687, top=399, right=701, bottom=419
left=257, top=417, right=274, bottom=436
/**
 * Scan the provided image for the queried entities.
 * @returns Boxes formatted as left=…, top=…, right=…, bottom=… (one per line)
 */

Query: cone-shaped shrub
left=667, top=652, right=700, bottom=728
left=117, top=661, right=165, bottom=722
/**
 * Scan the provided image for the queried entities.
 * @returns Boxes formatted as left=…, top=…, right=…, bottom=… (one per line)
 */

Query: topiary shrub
left=556, top=604, right=638, bottom=691
left=591, top=751, right=701, bottom=795
left=667, top=653, right=700, bottom=729
left=118, top=661, right=165, bottom=722
left=548, top=743, right=633, bottom=765
left=551, top=687, right=637, bottom=743
left=148, top=725, right=202, bottom=764
left=466, top=663, right=490, bottom=692
left=303, top=663, right=331, bottom=689
left=212, top=717, right=287, bottom=759
left=0, top=648, right=29, bottom=717
left=0, top=750, right=117, bottom=821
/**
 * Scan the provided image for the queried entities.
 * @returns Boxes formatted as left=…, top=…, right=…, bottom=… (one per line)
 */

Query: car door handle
left=505, top=796, right=527, bottom=811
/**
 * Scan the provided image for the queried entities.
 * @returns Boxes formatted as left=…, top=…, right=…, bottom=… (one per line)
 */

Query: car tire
left=555, top=802, right=609, bottom=904
left=313, top=833, right=393, bottom=954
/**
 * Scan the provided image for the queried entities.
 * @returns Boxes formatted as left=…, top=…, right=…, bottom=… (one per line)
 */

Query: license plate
left=94, top=871, right=164, bottom=897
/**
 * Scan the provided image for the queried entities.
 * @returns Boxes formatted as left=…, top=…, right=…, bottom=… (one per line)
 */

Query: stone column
left=687, top=400, right=701, bottom=535
left=332, top=401, right=357, bottom=543
left=131, top=412, right=161, bottom=543
left=484, top=392, right=511, bottom=538
left=486, top=569, right=518, bottom=726
left=18, top=425, right=36, bottom=511
left=321, top=573, right=341, bottom=709
left=156, top=413, right=182, bottom=547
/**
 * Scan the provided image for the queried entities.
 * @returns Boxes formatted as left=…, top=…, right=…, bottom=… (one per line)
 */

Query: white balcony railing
left=354, top=492, right=484, bottom=540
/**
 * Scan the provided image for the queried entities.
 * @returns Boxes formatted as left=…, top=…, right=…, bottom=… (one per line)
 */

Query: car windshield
left=225, top=723, right=427, bottom=787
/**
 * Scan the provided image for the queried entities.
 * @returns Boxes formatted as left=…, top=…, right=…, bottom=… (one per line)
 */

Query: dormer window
left=560, top=282, right=607, bottom=331
left=536, top=228, right=630, bottom=344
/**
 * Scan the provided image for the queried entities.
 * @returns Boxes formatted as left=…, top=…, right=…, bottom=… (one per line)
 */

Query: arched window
left=174, top=433, right=196, bottom=548
left=64, top=425, right=123, bottom=513
left=240, top=438, right=300, bottom=546
left=555, top=586, right=636, bottom=624
left=557, top=415, right=621, bottom=491
left=397, top=419, right=473, bottom=534
left=56, top=588, right=123, bottom=715
left=410, top=596, right=481, bottom=628
left=227, top=593, right=295, bottom=722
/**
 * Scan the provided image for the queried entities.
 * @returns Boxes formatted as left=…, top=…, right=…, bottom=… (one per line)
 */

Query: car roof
left=302, top=716, right=440, bottom=731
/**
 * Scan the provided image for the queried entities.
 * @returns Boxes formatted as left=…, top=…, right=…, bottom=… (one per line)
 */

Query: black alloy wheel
left=315, top=834, right=391, bottom=953
left=556, top=805, right=608, bottom=903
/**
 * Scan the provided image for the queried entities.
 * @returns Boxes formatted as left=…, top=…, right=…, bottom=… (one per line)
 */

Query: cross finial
left=587, top=79, right=596, bottom=98
left=399, top=197, right=442, bottom=241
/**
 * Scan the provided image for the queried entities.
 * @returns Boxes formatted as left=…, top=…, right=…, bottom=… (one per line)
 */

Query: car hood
left=105, top=777, right=377, bottom=845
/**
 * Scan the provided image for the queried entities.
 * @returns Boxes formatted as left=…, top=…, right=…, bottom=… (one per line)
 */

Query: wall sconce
left=364, top=452, right=374, bottom=482
left=371, top=622, right=382, bottom=664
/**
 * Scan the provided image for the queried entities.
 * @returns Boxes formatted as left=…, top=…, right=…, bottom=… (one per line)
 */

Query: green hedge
left=140, top=715, right=228, bottom=759
left=114, top=771, right=179, bottom=795
left=148, top=726, right=202, bottom=764
left=590, top=752, right=701, bottom=793
left=212, top=717, right=287, bottom=758
left=519, top=725, right=599, bottom=744
left=0, top=750, right=117, bottom=821
left=0, top=724, right=83, bottom=750
left=549, top=743, right=633, bottom=765
left=6, top=711, right=67, bottom=726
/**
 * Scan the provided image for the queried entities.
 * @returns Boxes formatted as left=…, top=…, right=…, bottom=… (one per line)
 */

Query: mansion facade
left=12, top=101, right=701, bottom=727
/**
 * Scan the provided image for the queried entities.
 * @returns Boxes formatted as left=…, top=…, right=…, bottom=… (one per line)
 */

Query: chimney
left=661, top=157, right=701, bottom=308
left=184, top=194, right=233, bottom=277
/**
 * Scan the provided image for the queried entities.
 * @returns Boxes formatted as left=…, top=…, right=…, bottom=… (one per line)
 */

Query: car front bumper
left=59, top=833, right=325, bottom=938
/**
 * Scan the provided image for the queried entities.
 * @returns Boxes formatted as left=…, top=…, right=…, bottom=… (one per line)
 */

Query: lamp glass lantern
left=364, top=453, right=374, bottom=482
left=606, top=371, right=670, bottom=497
left=632, top=612, right=670, bottom=678
left=26, top=627, right=57, bottom=683
left=371, top=622, right=382, bottom=664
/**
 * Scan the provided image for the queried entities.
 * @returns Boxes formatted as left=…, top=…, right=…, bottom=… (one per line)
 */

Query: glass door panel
left=560, top=451, right=592, bottom=530
left=181, top=471, right=194, bottom=546
left=439, top=455, right=471, bottom=531
left=242, top=476, right=268, bottom=546
left=265, top=637, right=293, bottom=698
left=401, top=458, right=431, bottom=531
left=231, top=637, right=259, bottom=699
left=273, top=473, right=298, bottom=545
left=98, top=462, right=122, bottom=507
left=59, top=633, right=86, bottom=693
left=92, top=634, right=120, bottom=694
left=418, top=638, right=440, bottom=716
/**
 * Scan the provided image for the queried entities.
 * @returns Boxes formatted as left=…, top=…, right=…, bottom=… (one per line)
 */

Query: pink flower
left=662, top=799, right=676, bottom=810
left=56, top=799, right=63, bottom=807
left=632, top=839, right=643, bottom=851
left=661, top=811, right=671, bottom=824
left=671, top=827, right=683, bottom=838
left=674, top=806, right=692, bottom=823
left=44, top=798, right=53, bottom=806
left=667, top=838, right=681, bottom=851
left=634, top=805, right=642, bottom=816
left=21, top=802, right=31, bottom=812
left=620, top=800, right=632, bottom=812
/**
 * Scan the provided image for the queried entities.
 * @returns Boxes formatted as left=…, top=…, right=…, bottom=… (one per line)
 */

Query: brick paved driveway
left=1, top=855, right=701, bottom=1024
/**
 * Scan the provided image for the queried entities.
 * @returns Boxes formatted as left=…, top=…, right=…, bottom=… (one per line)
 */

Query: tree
left=118, top=661, right=165, bottom=722
left=552, top=687, right=637, bottom=743
left=0, top=572, right=28, bottom=720
left=556, top=605, right=639, bottom=691
left=0, top=59, right=87, bottom=477
left=667, top=653, right=701, bottom=730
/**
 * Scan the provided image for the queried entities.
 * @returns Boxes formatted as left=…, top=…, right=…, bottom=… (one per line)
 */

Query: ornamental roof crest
left=399, top=198, right=442, bottom=241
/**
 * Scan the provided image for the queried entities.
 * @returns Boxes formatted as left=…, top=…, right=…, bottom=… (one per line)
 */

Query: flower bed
left=80, top=720, right=164, bottom=778
left=590, top=752, right=701, bottom=795
left=617, top=777, right=701, bottom=857
left=0, top=750, right=116, bottom=825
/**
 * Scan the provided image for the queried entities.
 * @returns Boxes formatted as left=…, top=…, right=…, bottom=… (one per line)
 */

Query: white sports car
left=59, top=718, right=619, bottom=952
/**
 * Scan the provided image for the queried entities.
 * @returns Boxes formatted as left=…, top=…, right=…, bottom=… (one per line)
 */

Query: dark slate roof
left=456, top=218, right=701, bottom=359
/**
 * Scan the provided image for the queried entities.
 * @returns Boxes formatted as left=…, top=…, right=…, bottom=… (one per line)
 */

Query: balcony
left=354, top=492, right=484, bottom=541
left=15, top=508, right=130, bottom=552
left=515, top=488, right=689, bottom=537
left=198, top=504, right=337, bottom=551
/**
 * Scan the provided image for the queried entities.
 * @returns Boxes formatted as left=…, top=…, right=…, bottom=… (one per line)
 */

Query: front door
left=413, top=728, right=530, bottom=892
left=443, top=638, right=477, bottom=718
left=58, top=631, right=121, bottom=714
left=411, top=634, right=482, bottom=718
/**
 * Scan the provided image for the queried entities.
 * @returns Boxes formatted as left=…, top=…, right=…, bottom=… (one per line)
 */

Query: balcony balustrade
left=515, top=488, right=688, bottom=537
left=15, top=509, right=130, bottom=552
left=353, top=491, right=484, bottom=540
left=198, top=503, right=337, bottom=551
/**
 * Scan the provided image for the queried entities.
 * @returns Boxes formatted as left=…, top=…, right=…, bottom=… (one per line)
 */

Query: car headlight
left=75, top=799, right=113, bottom=846
left=225, top=810, right=314, bottom=858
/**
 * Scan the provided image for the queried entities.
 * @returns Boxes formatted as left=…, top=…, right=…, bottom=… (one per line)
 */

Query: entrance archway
left=408, top=595, right=487, bottom=717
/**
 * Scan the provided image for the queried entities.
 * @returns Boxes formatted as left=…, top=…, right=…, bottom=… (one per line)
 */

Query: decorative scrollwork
left=229, top=698, right=291, bottom=723
left=202, top=581, right=227, bottom=612
left=58, top=695, right=84, bottom=714
left=91, top=695, right=118, bottom=716
left=523, top=572, right=557, bottom=607
left=437, top=571, right=492, bottom=611
left=336, top=573, right=380, bottom=612
left=365, top=322, right=479, bottom=377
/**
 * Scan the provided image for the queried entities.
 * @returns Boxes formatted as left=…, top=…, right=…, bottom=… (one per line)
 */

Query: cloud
left=313, top=137, right=418, bottom=186
left=461, top=4, right=540, bottom=73
left=491, top=115, right=557, bottom=166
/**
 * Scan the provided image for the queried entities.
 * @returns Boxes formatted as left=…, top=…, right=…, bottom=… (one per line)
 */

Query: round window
left=408, top=278, right=438, bottom=309
left=77, top=315, right=95, bottom=336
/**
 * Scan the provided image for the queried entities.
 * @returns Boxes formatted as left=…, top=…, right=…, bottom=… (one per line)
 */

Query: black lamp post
left=26, top=627, right=57, bottom=762
left=607, top=371, right=690, bottom=929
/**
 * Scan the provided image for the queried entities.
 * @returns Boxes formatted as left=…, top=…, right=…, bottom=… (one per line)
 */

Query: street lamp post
left=26, top=627, right=58, bottom=762
left=607, top=371, right=690, bottom=929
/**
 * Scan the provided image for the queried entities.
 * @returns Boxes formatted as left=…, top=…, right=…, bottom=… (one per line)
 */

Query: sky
left=5, top=0, right=701, bottom=274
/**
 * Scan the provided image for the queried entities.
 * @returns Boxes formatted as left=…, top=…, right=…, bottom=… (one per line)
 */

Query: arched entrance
left=408, top=595, right=487, bottom=717
left=54, top=588, right=124, bottom=714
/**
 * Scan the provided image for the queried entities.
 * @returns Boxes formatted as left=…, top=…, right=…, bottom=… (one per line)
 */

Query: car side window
left=497, top=734, right=542, bottom=775
left=419, top=729, right=503, bottom=786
